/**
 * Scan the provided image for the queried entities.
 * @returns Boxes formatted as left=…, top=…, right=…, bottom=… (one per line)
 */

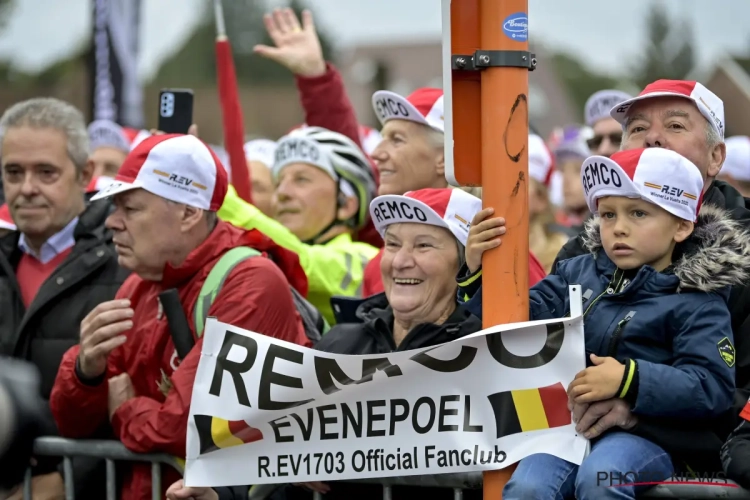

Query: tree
left=549, top=50, right=623, bottom=115
left=632, top=3, right=695, bottom=88
left=0, top=0, right=14, bottom=30
left=155, top=0, right=334, bottom=86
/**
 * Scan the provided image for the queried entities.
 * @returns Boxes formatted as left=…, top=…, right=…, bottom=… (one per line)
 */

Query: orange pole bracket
left=446, top=0, right=533, bottom=498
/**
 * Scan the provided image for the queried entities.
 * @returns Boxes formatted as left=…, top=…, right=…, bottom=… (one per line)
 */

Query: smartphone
left=157, top=89, right=194, bottom=134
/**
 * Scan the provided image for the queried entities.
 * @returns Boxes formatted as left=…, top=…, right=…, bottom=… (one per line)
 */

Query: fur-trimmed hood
left=581, top=205, right=750, bottom=293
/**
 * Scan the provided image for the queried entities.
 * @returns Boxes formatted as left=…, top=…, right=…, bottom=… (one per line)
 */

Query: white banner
left=184, top=289, right=588, bottom=487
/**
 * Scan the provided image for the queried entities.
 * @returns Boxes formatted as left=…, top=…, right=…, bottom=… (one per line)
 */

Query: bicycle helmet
left=273, top=126, right=377, bottom=231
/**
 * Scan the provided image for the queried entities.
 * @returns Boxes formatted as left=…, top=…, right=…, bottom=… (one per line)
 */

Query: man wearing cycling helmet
left=219, top=127, right=379, bottom=325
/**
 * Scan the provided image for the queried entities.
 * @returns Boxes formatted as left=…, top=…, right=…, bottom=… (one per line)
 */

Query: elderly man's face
left=622, top=97, right=725, bottom=184
left=381, top=223, right=460, bottom=323
left=371, top=120, right=445, bottom=196
left=90, top=146, right=127, bottom=178
left=2, top=126, right=91, bottom=250
left=105, top=189, right=188, bottom=280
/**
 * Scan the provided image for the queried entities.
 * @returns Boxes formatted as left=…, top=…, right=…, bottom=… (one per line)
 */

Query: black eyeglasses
left=587, top=132, right=622, bottom=150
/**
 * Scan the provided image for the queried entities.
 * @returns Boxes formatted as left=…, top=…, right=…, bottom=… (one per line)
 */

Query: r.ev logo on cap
left=502, top=13, right=528, bottom=42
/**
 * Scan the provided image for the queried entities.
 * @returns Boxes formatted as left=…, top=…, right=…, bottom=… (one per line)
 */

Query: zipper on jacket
left=583, top=269, right=624, bottom=318
left=563, top=288, right=593, bottom=318
left=607, top=311, right=637, bottom=358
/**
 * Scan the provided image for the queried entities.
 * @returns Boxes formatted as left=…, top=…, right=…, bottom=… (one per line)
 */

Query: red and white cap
left=129, top=129, right=152, bottom=151
left=723, top=136, right=750, bottom=182
left=372, top=88, right=444, bottom=133
left=610, top=80, right=725, bottom=139
left=370, top=188, right=481, bottom=246
left=529, top=133, right=555, bottom=186
left=0, top=203, right=16, bottom=231
left=90, top=134, right=228, bottom=210
left=86, top=176, right=117, bottom=193
left=582, top=148, right=704, bottom=222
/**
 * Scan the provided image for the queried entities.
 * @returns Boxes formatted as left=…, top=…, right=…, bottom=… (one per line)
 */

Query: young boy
left=458, top=148, right=750, bottom=499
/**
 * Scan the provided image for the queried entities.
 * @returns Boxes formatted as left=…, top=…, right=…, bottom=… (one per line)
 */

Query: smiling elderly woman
left=315, top=188, right=483, bottom=354
left=164, top=192, right=486, bottom=500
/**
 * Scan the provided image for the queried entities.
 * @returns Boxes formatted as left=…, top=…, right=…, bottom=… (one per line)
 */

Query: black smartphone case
left=157, top=89, right=194, bottom=134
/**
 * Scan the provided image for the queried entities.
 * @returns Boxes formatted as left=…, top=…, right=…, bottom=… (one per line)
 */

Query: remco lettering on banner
left=185, top=303, right=587, bottom=486
left=275, top=139, right=321, bottom=166
left=582, top=161, right=623, bottom=195
left=372, top=200, right=429, bottom=224
left=374, top=97, right=411, bottom=120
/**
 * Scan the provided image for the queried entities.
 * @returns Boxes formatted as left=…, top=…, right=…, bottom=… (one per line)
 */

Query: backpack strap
left=194, top=246, right=261, bottom=338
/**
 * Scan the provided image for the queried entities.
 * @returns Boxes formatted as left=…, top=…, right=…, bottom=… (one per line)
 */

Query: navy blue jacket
left=459, top=206, right=750, bottom=422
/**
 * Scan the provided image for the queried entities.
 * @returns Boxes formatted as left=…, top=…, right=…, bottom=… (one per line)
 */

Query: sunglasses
left=587, top=133, right=622, bottom=150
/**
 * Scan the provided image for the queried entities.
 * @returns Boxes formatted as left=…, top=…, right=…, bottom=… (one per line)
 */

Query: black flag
left=89, top=0, right=144, bottom=128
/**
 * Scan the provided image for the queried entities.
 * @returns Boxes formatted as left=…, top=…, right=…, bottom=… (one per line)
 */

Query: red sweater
left=362, top=248, right=547, bottom=297
left=16, top=249, right=73, bottom=307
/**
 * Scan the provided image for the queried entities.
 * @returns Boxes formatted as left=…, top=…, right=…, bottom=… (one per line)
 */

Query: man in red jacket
left=363, top=88, right=546, bottom=297
left=50, top=134, right=310, bottom=500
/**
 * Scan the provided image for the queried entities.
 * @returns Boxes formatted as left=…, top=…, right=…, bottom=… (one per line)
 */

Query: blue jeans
left=503, top=432, right=674, bottom=499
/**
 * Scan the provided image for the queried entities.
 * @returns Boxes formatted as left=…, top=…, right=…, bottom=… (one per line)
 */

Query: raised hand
left=253, top=8, right=326, bottom=78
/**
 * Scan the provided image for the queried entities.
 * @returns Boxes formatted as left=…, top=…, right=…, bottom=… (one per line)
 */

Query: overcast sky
left=0, top=0, right=747, bottom=81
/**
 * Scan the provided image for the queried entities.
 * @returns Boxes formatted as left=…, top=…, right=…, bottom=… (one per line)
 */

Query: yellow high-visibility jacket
left=218, top=186, right=378, bottom=325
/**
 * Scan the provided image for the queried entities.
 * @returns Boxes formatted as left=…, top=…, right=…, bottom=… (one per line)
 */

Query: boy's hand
left=466, top=208, right=506, bottom=273
left=567, top=355, right=625, bottom=403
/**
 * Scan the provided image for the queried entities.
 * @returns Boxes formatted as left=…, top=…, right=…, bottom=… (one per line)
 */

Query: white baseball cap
left=370, top=188, right=481, bottom=245
left=90, top=134, right=229, bottom=210
left=584, top=90, right=632, bottom=127
left=582, top=148, right=705, bottom=222
left=243, top=139, right=277, bottom=167
left=610, top=80, right=725, bottom=139
left=88, top=120, right=130, bottom=153
left=723, top=136, right=750, bottom=182
left=529, top=133, right=555, bottom=186
left=372, top=88, right=444, bottom=133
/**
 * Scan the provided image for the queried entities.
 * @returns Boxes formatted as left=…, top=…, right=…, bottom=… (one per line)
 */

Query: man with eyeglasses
left=584, top=89, right=633, bottom=157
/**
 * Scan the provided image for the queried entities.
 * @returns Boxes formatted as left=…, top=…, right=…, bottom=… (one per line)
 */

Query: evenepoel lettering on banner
left=183, top=288, right=587, bottom=486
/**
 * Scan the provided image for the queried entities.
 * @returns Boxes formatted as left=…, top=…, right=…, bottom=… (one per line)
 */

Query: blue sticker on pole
left=502, top=12, right=528, bottom=42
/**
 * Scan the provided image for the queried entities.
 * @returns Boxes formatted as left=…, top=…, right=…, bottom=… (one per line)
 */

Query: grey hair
left=0, top=98, right=89, bottom=174
left=165, top=198, right=218, bottom=229
left=424, top=126, right=445, bottom=149
left=456, top=241, right=466, bottom=269
left=205, top=211, right=218, bottom=229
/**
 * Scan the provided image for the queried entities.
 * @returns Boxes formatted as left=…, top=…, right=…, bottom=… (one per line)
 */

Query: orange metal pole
left=480, top=0, right=530, bottom=498
left=449, top=0, right=481, bottom=188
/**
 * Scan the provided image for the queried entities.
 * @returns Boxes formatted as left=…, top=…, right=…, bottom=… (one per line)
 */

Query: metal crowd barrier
left=23, top=437, right=750, bottom=500
left=297, top=472, right=750, bottom=500
left=24, top=437, right=184, bottom=500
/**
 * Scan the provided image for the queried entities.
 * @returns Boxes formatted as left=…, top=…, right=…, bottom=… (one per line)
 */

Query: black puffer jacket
left=215, top=293, right=484, bottom=500
left=316, top=292, right=482, bottom=354
left=552, top=179, right=750, bottom=470
left=0, top=198, right=129, bottom=396
left=0, top=197, right=129, bottom=498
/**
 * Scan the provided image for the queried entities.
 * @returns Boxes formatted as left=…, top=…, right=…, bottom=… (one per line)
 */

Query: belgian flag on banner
left=487, top=382, right=571, bottom=438
left=194, top=415, right=264, bottom=455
